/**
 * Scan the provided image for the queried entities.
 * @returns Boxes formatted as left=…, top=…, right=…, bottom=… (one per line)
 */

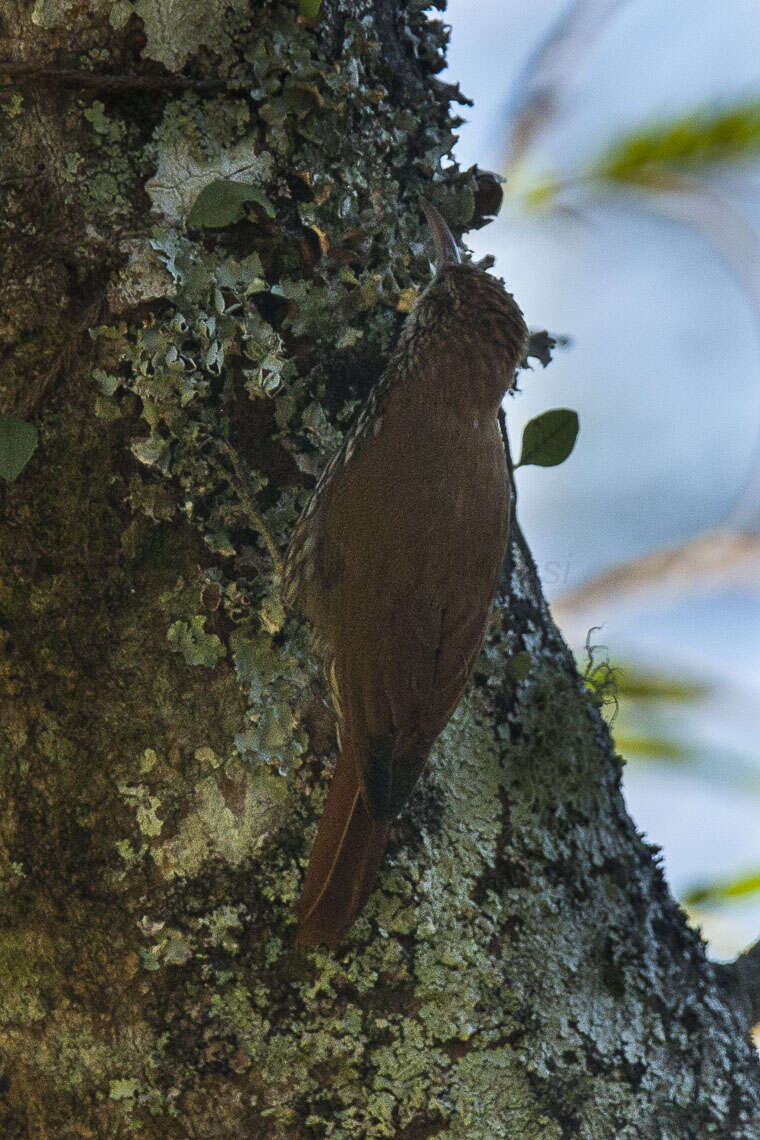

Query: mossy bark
left=1, top=1, right=758, bottom=1136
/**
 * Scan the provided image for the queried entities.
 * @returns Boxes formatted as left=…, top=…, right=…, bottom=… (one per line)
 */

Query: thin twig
left=498, top=405, right=515, bottom=484
left=498, top=406, right=516, bottom=487
left=504, top=0, right=632, bottom=168
left=551, top=527, right=760, bottom=643
left=498, top=403, right=517, bottom=585
left=0, top=62, right=245, bottom=93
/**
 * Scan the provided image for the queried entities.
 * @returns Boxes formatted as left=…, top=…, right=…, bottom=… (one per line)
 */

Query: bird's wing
left=333, top=589, right=497, bottom=821
left=296, top=567, right=501, bottom=946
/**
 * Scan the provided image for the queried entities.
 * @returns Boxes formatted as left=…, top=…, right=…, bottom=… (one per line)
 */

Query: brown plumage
left=283, top=202, right=528, bottom=947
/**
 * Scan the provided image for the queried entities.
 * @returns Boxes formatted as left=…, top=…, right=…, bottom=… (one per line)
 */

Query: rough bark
left=1, top=1, right=758, bottom=1136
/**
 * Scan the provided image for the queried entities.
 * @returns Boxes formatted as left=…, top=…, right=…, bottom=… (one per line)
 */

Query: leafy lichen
left=131, top=0, right=254, bottom=72
left=167, top=615, right=227, bottom=667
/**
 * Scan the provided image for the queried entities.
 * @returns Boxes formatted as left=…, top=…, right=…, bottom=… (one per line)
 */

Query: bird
left=282, top=199, right=528, bottom=947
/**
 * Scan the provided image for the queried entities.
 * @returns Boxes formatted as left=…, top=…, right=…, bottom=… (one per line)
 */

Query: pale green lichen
left=130, top=0, right=253, bottom=72
left=444, top=1049, right=562, bottom=1140
left=131, top=787, right=164, bottom=837
left=78, top=100, right=134, bottom=217
left=3, top=93, right=24, bottom=119
left=30, top=0, right=77, bottom=27
left=151, top=763, right=290, bottom=877
left=106, top=238, right=176, bottom=312
left=0, top=931, right=51, bottom=1025
left=232, top=629, right=312, bottom=770
left=167, top=615, right=227, bottom=667
left=32, top=1015, right=169, bottom=1127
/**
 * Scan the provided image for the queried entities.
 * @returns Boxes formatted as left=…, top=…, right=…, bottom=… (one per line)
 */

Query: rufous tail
left=296, top=749, right=391, bottom=948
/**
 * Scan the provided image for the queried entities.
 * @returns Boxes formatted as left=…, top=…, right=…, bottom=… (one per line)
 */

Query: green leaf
left=298, top=0, right=322, bottom=18
left=0, top=414, right=38, bottom=482
left=684, top=869, right=760, bottom=907
left=187, top=181, right=274, bottom=229
left=517, top=408, right=579, bottom=468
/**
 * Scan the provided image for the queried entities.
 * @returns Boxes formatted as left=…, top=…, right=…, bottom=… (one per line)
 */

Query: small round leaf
left=0, top=414, right=38, bottom=482
left=187, top=181, right=269, bottom=229
left=517, top=408, right=579, bottom=468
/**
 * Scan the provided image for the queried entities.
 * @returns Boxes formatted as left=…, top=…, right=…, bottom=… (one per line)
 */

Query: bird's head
left=409, top=200, right=528, bottom=408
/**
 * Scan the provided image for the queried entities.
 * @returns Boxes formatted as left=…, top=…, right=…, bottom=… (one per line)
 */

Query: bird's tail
left=296, top=747, right=391, bottom=948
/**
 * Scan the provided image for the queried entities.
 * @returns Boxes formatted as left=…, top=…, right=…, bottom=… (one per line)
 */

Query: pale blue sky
left=444, top=0, right=760, bottom=956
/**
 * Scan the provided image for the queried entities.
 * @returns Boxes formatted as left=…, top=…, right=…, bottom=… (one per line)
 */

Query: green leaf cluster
left=514, top=99, right=760, bottom=208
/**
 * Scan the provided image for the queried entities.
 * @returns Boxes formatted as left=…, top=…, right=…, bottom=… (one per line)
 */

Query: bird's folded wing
left=334, top=593, right=496, bottom=821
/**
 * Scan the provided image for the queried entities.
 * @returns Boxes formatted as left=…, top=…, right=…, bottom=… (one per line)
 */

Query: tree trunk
left=1, top=1, right=758, bottom=1136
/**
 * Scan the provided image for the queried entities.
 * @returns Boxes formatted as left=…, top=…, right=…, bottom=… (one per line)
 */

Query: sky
left=444, top=0, right=760, bottom=957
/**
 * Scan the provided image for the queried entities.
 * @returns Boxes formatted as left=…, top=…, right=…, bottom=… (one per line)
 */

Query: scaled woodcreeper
left=282, top=201, right=528, bottom=946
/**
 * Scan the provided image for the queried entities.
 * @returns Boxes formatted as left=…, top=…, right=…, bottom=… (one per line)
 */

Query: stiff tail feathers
left=296, top=748, right=390, bottom=948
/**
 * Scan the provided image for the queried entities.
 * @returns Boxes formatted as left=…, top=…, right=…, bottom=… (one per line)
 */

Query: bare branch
left=552, top=527, right=760, bottom=640
left=0, top=61, right=240, bottom=92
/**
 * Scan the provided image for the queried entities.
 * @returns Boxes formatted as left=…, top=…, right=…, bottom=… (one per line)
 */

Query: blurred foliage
left=504, top=16, right=760, bottom=927
left=595, top=662, right=709, bottom=761
left=582, top=653, right=760, bottom=907
left=613, top=668, right=708, bottom=703
left=685, top=869, right=760, bottom=907
left=593, top=101, right=760, bottom=186
left=613, top=734, right=689, bottom=760
left=512, top=99, right=760, bottom=206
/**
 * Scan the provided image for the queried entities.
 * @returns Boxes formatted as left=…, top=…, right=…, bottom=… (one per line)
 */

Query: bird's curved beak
left=420, top=199, right=461, bottom=266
